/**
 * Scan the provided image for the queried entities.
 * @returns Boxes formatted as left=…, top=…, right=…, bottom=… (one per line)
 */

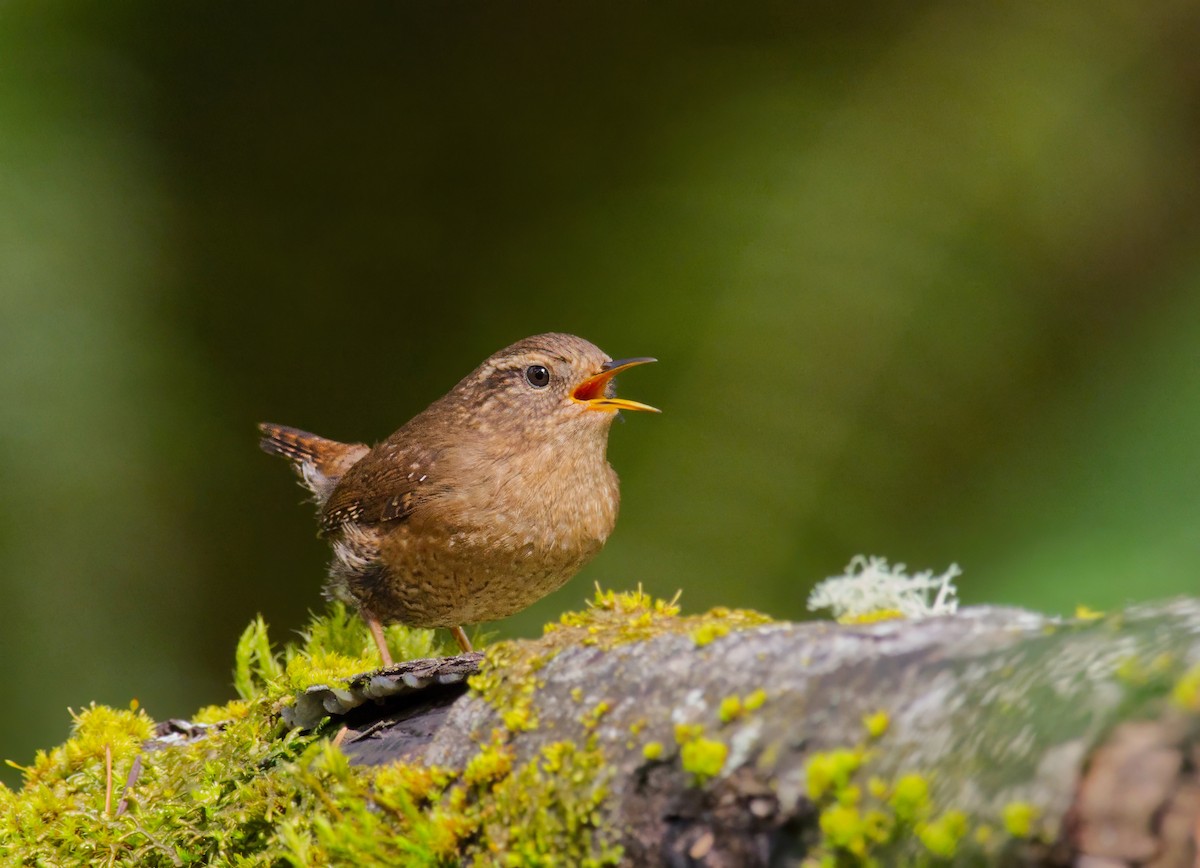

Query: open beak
left=571, top=357, right=660, bottom=413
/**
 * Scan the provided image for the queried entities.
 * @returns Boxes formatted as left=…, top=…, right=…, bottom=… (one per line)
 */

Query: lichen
left=807, top=556, right=960, bottom=622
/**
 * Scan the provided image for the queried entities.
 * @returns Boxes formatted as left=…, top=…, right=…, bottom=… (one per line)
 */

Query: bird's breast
left=362, top=444, right=619, bottom=625
left=436, top=437, right=620, bottom=556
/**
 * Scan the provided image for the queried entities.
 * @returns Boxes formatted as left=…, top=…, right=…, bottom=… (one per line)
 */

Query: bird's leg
left=361, top=607, right=395, bottom=667
left=450, top=625, right=473, bottom=653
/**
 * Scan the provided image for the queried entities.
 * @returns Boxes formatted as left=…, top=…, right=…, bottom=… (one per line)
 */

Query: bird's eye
left=525, top=365, right=550, bottom=388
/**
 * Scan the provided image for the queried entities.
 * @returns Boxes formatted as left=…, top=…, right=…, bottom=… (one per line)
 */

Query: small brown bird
left=260, top=333, right=657, bottom=665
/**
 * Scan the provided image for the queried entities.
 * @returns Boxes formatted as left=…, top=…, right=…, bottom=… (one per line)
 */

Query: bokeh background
left=3, top=1, right=1199, bottom=784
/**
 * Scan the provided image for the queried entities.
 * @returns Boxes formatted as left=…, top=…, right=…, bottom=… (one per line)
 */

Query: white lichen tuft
left=807, top=555, right=961, bottom=621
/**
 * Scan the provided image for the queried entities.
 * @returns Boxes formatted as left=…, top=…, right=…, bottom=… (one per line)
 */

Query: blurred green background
left=2, top=1, right=1199, bottom=784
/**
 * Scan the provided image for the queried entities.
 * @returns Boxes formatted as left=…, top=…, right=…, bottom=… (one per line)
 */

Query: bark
left=282, top=601, right=1200, bottom=866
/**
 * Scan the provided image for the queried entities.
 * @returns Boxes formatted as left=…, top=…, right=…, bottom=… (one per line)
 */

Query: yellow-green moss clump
left=468, top=585, right=772, bottom=737
left=798, top=713, right=1029, bottom=866
left=550, top=585, right=772, bottom=648
left=1, top=588, right=768, bottom=866
left=1171, top=662, right=1200, bottom=711
left=861, top=710, right=889, bottom=740
left=0, top=601, right=625, bottom=866
left=1001, top=801, right=1039, bottom=839
left=672, top=723, right=728, bottom=785
left=718, top=688, right=768, bottom=724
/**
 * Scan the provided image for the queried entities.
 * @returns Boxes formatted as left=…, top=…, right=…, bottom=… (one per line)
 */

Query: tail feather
left=259, top=423, right=369, bottom=504
left=259, top=423, right=339, bottom=466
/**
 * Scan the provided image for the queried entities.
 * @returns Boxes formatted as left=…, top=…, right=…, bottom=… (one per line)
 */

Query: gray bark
left=283, top=601, right=1200, bottom=866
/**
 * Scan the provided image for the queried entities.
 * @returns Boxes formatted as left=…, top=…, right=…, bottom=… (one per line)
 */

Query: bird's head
left=454, top=333, right=658, bottom=438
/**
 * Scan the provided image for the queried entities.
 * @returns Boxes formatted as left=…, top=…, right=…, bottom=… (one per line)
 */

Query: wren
left=260, top=333, right=658, bottom=665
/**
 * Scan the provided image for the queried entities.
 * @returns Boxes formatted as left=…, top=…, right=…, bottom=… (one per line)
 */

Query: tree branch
left=279, top=599, right=1200, bottom=865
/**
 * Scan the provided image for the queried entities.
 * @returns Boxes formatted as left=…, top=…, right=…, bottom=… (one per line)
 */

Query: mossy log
left=287, top=599, right=1200, bottom=866
left=5, top=595, right=1200, bottom=866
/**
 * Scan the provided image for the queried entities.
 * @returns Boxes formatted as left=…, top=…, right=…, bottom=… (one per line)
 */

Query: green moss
left=1, top=605, right=465, bottom=866
left=14, top=702, right=154, bottom=788
left=717, top=689, right=769, bottom=724
left=862, top=711, right=889, bottom=740
left=0, top=602, right=627, bottom=866
left=888, top=774, right=931, bottom=823
left=799, top=742, right=1057, bottom=867
left=1111, top=651, right=1186, bottom=720
left=193, top=698, right=251, bottom=725
left=743, top=688, right=768, bottom=711
left=548, top=586, right=772, bottom=650
left=580, top=701, right=611, bottom=730
left=666, top=721, right=729, bottom=785
left=691, top=622, right=730, bottom=646
left=1114, top=651, right=1175, bottom=688
left=468, top=640, right=550, bottom=733
left=718, top=695, right=743, bottom=723
left=468, top=585, right=771, bottom=738
left=234, top=602, right=445, bottom=702
left=6, top=584, right=1067, bottom=866
left=836, top=784, right=862, bottom=808
left=837, top=609, right=905, bottom=624
left=2, top=589, right=761, bottom=866
left=462, top=733, right=514, bottom=787
left=805, top=748, right=866, bottom=801
left=1171, top=662, right=1200, bottom=711
left=477, top=736, right=621, bottom=866
left=1001, top=801, right=1038, bottom=839
left=917, top=810, right=968, bottom=859
left=679, top=737, right=728, bottom=785
left=818, top=804, right=871, bottom=857
left=801, top=741, right=1028, bottom=864
left=867, top=776, right=889, bottom=800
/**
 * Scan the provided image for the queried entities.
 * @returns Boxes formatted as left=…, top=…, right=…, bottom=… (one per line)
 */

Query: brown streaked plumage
left=260, top=333, right=658, bottom=665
